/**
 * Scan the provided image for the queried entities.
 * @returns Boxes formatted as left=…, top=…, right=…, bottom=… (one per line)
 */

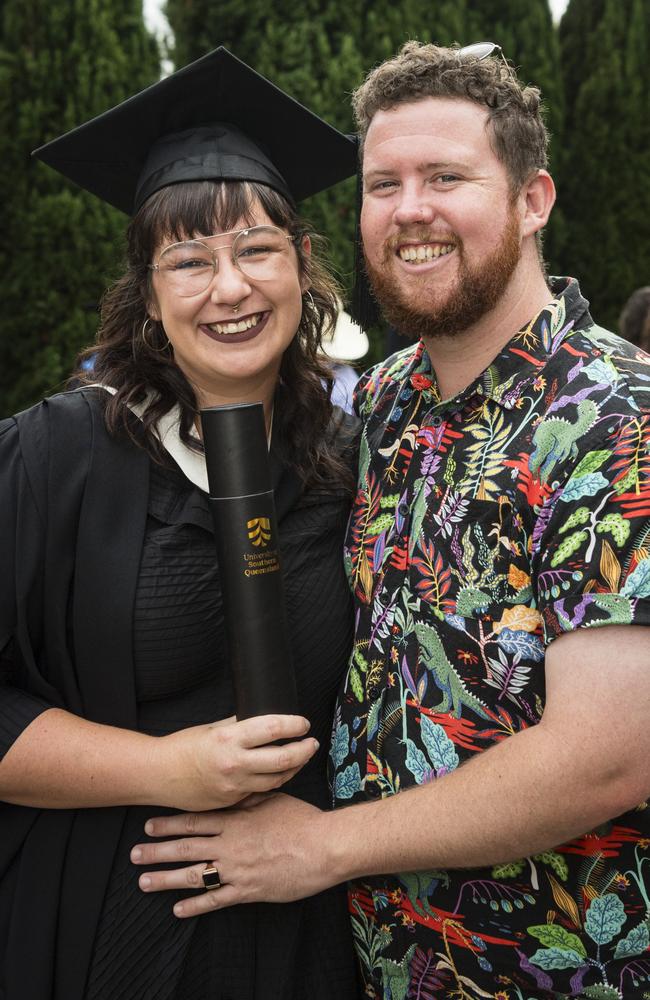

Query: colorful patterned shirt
left=330, top=278, right=650, bottom=1000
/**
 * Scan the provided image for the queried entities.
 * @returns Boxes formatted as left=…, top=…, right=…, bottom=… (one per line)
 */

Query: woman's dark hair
left=72, top=180, right=354, bottom=490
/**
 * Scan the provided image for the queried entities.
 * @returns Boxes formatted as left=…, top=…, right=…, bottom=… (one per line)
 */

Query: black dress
left=0, top=390, right=359, bottom=1000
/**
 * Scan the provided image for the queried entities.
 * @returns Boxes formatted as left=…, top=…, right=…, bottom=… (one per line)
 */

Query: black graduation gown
left=0, top=389, right=358, bottom=999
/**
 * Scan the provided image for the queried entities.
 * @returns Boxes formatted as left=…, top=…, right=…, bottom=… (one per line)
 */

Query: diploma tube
left=201, top=402, right=298, bottom=719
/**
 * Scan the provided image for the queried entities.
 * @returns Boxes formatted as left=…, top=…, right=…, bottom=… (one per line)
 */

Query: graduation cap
left=32, top=46, right=358, bottom=215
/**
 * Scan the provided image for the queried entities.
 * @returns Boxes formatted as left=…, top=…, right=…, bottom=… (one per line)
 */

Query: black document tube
left=201, top=402, right=298, bottom=719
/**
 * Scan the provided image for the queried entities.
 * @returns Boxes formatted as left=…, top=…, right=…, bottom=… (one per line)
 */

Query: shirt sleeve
left=532, top=413, right=650, bottom=643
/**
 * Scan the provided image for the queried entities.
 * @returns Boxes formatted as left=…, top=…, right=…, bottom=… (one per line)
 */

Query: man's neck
left=424, top=269, right=553, bottom=401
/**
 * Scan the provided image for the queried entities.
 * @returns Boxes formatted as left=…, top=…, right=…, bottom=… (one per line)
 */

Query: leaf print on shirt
left=404, top=716, right=459, bottom=783
left=411, top=538, right=453, bottom=620
left=484, top=646, right=531, bottom=705
left=560, top=471, right=609, bottom=503
left=585, top=893, right=627, bottom=946
left=493, top=605, right=544, bottom=635
left=613, top=920, right=649, bottom=960
left=460, top=407, right=510, bottom=500
left=494, top=626, right=544, bottom=664
left=348, top=469, right=381, bottom=603
left=330, top=721, right=349, bottom=770
left=529, top=946, right=587, bottom=970
left=334, top=761, right=363, bottom=800
left=420, top=714, right=459, bottom=775
left=610, top=415, right=650, bottom=509
left=620, top=556, right=650, bottom=598
left=527, top=924, right=588, bottom=958
left=431, top=488, right=471, bottom=539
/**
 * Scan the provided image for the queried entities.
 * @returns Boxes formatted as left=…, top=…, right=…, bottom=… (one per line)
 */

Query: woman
left=0, top=49, right=359, bottom=999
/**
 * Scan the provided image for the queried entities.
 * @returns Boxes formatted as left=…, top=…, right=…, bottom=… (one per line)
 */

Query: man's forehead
left=366, top=96, right=489, bottom=141
left=363, top=97, right=492, bottom=166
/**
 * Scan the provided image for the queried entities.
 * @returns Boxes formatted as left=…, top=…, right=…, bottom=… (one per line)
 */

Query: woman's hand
left=130, top=794, right=335, bottom=918
left=155, top=715, right=319, bottom=812
left=0, top=710, right=316, bottom=811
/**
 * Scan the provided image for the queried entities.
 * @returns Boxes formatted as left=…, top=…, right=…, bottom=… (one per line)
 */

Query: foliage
left=554, top=0, right=650, bottom=330
left=3, top=0, right=647, bottom=408
left=0, top=0, right=159, bottom=417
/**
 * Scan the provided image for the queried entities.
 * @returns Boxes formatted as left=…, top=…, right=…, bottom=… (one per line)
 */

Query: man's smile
left=397, top=242, right=456, bottom=264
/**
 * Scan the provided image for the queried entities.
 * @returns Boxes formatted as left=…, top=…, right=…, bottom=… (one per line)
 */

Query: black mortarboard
left=32, top=47, right=357, bottom=215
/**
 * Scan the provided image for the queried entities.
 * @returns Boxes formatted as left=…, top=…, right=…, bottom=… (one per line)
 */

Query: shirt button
left=367, top=683, right=383, bottom=700
left=432, top=415, right=443, bottom=426
left=398, top=502, right=410, bottom=518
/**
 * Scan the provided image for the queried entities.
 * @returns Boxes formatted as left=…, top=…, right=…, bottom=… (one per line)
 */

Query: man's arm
left=132, top=624, right=650, bottom=915
left=334, top=623, right=649, bottom=878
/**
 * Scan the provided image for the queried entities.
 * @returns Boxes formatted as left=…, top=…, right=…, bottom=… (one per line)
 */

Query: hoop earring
left=141, top=318, right=170, bottom=353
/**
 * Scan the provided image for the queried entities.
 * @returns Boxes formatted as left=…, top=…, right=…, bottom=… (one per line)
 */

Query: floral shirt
left=330, top=279, right=650, bottom=1000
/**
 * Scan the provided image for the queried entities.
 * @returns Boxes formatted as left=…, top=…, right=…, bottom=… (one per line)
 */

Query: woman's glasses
left=149, top=225, right=296, bottom=297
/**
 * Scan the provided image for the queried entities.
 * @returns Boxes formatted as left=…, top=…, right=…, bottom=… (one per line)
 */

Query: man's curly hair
left=353, top=41, right=549, bottom=194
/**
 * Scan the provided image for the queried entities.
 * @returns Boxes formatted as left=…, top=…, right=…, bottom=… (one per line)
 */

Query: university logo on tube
left=247, top=517, right=272, bottom=547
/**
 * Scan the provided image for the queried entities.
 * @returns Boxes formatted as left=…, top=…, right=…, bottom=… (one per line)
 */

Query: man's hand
left=131, top=794, right=332, bottom=918
left=132, top=624, right=650, bottom=916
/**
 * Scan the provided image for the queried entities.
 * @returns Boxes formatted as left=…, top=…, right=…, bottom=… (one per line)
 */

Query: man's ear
left=521, top=170, right=556, bottom=237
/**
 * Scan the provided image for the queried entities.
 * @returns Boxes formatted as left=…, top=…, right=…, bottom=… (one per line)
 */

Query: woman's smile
left=199, top=310, right=270, bottom=344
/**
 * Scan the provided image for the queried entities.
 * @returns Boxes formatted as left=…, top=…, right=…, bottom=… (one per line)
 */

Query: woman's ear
left=147, top=301, right=161, bottom=323
left=300, top=234, right=312, bottom=292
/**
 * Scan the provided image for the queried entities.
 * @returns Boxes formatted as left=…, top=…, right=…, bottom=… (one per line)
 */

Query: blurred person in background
left=320, top=307, right=369, bottom=413
left=619, top=285, right=650, bottom=354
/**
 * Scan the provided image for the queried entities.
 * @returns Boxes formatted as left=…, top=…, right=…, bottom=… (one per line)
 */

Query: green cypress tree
left=0, top=0, right=159, bottom=417
left=555, top=0, right=650, bottom=329
left=465, top=1, right=563, bottom=151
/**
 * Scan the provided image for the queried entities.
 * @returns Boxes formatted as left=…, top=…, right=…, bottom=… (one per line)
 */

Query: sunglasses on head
left=458, top=41, right=518, bottom=84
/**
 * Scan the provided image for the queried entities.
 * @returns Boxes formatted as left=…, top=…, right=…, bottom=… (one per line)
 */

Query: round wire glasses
left=149, top=225, right=297, bottom=297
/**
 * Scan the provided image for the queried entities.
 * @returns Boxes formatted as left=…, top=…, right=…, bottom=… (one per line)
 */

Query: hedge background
left=1, top=0, right=648, bottom=416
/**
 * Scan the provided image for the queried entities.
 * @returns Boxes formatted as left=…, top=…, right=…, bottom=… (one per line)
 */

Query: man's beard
left=364, top=207, right=521, bottom=341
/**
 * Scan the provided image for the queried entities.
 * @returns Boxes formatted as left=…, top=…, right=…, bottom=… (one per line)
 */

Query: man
left=133, top=43, right=650, bottom=1000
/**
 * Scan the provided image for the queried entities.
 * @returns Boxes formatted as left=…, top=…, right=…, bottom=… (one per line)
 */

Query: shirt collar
left=83, top=386, right=284, bottom=496
left=409, top=277, right=592, bottom=412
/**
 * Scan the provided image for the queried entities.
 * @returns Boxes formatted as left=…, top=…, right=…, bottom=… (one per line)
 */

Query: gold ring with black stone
left=202, top=865, right=222, bottom=891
